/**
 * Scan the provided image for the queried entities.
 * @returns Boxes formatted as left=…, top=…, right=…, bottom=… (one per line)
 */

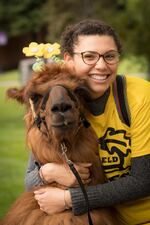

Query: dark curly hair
left=61, top=19, right=122, bottom=56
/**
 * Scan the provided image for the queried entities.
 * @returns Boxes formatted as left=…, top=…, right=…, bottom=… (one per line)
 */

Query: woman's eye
left=105, top=54, right=115, bottom=60
left=84, top=54, right=95, bottom=60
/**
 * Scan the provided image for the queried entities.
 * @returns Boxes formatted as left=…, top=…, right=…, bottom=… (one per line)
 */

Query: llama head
left=7, top=63, right=92, bottom=163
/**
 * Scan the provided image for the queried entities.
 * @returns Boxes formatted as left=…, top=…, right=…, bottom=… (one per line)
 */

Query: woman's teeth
left=91, top=75, right=108, bottom=80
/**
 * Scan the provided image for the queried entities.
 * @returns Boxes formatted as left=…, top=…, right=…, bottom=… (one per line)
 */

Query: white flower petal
left=31, top=47, right=39, bottom=53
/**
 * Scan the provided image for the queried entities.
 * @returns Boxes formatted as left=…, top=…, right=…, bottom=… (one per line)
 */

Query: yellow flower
left=43, top=43, right=61, bottom=59
left=22, top=42, right=44, bottom=57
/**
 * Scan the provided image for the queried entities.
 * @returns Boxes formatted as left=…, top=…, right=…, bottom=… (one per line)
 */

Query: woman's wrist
left=39, top=166, right=49, bottom=184
left=39, top=163, right=55, bottom=184
left=64, top=190, right=72, bottom=209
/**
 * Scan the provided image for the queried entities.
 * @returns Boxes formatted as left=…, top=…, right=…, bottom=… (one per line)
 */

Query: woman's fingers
left=74, top=163, right=92, bottom=174
left=76, top=162, right=92, bottom=167
left=79, top=171, right=90, bottom=179
left=34, top=187, right=67, bottom=215
left=34, top=187, right=49, bottom=195
left=83, top=178, right=91, bottom=184
left=68, top=162, right=92, bottom=186
left=38, top=162, right=92, bottom=187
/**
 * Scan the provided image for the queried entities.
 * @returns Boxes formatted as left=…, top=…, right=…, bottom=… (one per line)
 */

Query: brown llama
left=2, top=63, right=120, bottom=225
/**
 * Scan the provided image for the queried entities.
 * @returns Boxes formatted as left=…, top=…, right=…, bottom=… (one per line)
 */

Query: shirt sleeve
left=24, top=153, right=43, bottom=191
left=70, top=154, right=150, bottom=215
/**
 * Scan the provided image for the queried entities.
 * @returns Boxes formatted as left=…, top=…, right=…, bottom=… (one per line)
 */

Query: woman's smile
left=65, top=35, right=119, bottom=98
left=89, top=74, right=110, bottom=82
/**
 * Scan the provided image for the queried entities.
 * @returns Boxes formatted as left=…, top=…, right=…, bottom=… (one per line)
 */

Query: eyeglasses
left=73, top=50, right=120, bottom=65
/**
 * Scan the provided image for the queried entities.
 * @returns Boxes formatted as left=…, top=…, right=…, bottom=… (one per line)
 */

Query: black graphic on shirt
left=99, top=127, right=131, bottom=180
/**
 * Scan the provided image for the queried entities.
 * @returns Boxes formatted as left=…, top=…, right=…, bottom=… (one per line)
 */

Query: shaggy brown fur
left=2, top=63, right=120, bottom=225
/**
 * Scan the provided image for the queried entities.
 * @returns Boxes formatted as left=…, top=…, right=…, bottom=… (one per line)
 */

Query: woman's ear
left=63, top=52, right=72, bottom=62
left=64, top=52, right=75, bottom=72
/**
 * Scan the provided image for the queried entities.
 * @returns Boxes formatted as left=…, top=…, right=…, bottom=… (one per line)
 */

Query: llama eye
left=30, top=94, right=41, bottom=103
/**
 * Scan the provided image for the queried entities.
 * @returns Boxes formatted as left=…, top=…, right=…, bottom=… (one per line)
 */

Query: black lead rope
left=68, top=160, right=94, bottom=225
left=61, top=143, right=94, bottom=225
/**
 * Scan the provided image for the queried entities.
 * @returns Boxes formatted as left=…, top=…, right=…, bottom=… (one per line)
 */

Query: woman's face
left=64, top=35, right=119, bottom=99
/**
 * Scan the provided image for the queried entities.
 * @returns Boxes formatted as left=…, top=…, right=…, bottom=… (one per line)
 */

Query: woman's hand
left=34, top=187, right=71, bottom=214
left=40, top=162, right=92, bottom=187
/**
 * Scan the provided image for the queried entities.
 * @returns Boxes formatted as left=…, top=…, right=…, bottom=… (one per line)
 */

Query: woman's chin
left=88, top=83, right=109, bottom=98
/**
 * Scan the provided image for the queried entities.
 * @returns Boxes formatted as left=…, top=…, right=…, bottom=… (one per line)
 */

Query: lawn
left=0, top=70, right=28, bottom=219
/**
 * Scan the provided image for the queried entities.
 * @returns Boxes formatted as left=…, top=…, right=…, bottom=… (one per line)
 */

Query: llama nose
left=51, top=102, right=72, bottom=113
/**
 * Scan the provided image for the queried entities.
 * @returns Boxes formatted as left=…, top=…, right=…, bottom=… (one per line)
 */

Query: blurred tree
left=42, top=0, right=94, bottom=42
left=0, top=0, right=149, bottom=75
left=43, top=0, right=150, bottom=76
left=92, top=0, right=150, bottom=76
left=125, top=0, right=150, bottom=74
left=42, top=0, right=128, bottom=43
left=0, top=0, right=47, bottom=36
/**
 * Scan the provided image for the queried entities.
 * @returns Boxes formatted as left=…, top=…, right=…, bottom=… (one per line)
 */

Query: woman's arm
left=25, top=153, right=150, bottom=215
left=25, top=153, right=91, bottom=190
left=25, top=153, right=43, bottom=190
left=70, top=154, right=150, bottom=215
left=33, top=154, right=150, bottom=215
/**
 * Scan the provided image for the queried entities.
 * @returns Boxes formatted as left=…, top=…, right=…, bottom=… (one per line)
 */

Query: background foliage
left=0, top=0, right=149, bottom=74
left=0, top=0, right=47, bottom=36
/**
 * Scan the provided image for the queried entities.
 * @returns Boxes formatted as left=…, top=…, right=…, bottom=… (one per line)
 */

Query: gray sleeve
left=25, top=153, right=44, bottom=191
left=70, top=154, right=150, bottom=215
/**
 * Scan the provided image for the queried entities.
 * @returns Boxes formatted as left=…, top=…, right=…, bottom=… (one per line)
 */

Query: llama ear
left=75, top=86, right=92, bottom=101
left=6, top=87, right=26, bottom=104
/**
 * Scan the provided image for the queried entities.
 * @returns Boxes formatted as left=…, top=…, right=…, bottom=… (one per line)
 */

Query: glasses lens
left=82, top=51, right=99, bottom=65
left=104, top=51, right=120, bottom=64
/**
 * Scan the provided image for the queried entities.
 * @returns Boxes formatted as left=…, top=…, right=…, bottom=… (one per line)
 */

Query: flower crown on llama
left=22, top=42, right=62, bottom=72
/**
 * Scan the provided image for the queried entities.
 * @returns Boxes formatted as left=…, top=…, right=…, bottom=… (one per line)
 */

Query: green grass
left=0, top=71, right=28, bottom=219
left=0, top=70, right=20, bottom=82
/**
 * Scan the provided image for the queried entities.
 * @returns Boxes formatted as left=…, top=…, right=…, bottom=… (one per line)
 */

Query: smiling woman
left=64, top=35, right=119, bottom=99
left=25, top=19, right=150, bottom=225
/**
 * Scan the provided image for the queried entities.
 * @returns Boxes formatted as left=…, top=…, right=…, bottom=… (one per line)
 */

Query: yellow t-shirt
left=86, top=76, right=150, bottom=225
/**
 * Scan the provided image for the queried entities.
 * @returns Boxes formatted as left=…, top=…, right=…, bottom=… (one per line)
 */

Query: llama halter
left=22, top=42, right=62, bottom=72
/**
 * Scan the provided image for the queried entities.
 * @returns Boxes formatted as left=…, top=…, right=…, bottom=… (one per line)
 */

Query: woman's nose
left=94, top=57, right=108, bottom=69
